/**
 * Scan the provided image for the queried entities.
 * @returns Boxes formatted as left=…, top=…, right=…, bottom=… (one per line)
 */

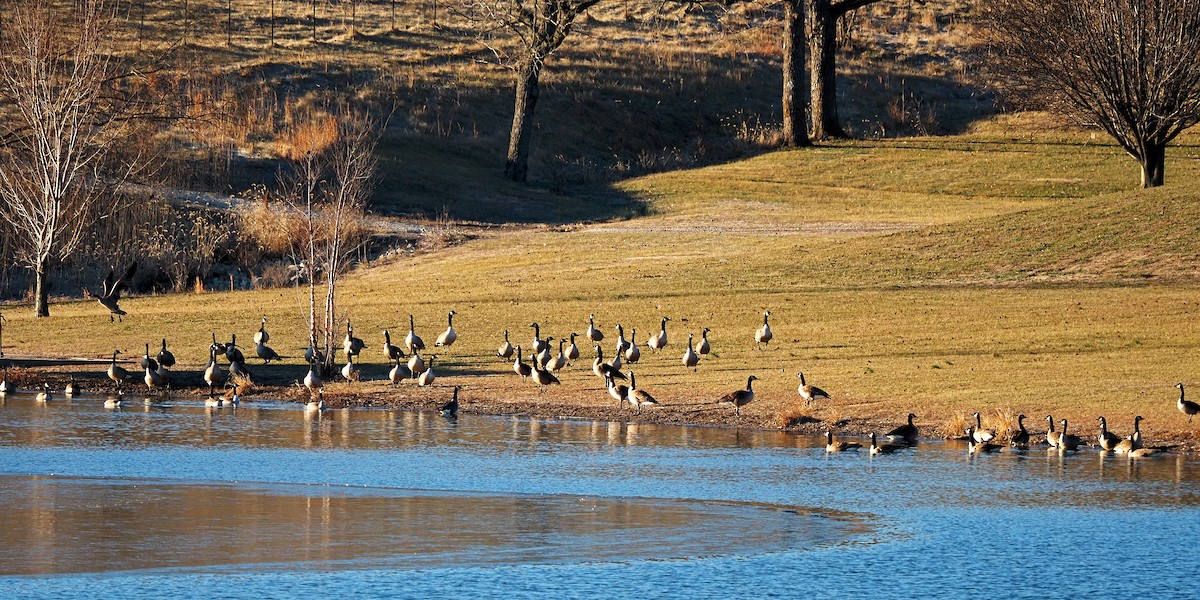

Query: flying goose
left=405, top=315, right=425, bottom=353
left=513, top=346, right=532, bottom=381
left=96, top=262, right=137, bottom=322
left=417, top=357, right=436, bottom=387
left=530, top=323, right=548, bottom=356
left=1177, top=383, right=1198, bottom=422
left=225, top=334, right=245, bottom=364
left=531, top=359, right=560, bottom=387
left=204, top=347, right=222, bottom=397
left=407, top=351, right=426, bottom=377
left=253, top=317, right=270, bottom=345
left=389, top=358, right=411, bottom=385
left=343, top=320, right=366, bottom=357
left=550, top=338, right=568, bottom=372
left=156, top=339, right=176, bottom=369
left=1045, top=415, right=1062, bottom=448
left=587, top=314, right=604, bottom=342
left=682, top=334, right=700, bottom=370
left=497, top=330, right=515, bottom=360
left=1058, top=419, right=1082, bottom=451
left=626, top=371, right=658, bottom=414
left=592, top=346, right=625, bottom=381
left=104, top=390, right=124, bottom=409
left=435, top=310, right=457, bottom=347
left=971, top=412, right=996, bottom=444
left=884, top=413, right=919, bottom=444
left=537, top=337, right=555, bottom=368
left=825, top=431, right=862, bottom=452
left=440, top=387, right=460, bottom=417
left=64, top=376, right=80, bottom=397
left=647, top=317, right=670, bottom=351
left=565, top=333, right=581, bottom=361
left=967, top=428, right=1002, bottom=454
left=754, top=311, right=773, bottom=350
left=717, top=375, right=757, bottom=415
left=341, top=353, right=360, bottom=382
left=624, top=329, right=641, bottom=364
left=35, top=383, right=52, bottom=403
left=614, top=324, right=630, bottom=355
left=256, top=337, right=282, bottom=364
left=696, top=328, right=712, bottom=355
left=1097, top=416, right=1121, bottom=451
left=606, top=373, right=630, bottom=408
left=0, top=368, right=14, bottom=395
left=869, top=432, right=902, bottom=455
left=383, top=330, right=406, bottom=361
left=796, top=372, right=829, bottom=406
left=1010, top=414, right=1030, bottom=446
left=107, top=350, right=130, bottom=389
left=305, top=389, right=327, bottom=414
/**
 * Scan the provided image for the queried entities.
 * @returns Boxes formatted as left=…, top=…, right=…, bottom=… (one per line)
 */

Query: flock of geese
left=1, top=306, right=1198, bottom=456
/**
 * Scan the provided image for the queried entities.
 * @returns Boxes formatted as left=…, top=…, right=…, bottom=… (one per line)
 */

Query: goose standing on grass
left=624, top=329, right=641, bottom=365
left=967, top=428, right=1002, bottom=454
left=606, top=373, right=630, bottom=408
left=107, top=350, right=130, bottom=390
left=884, top=413, right=919, bottom=444
left=104, top=390, right=124, bottom=409
left=407, top=351, right=426, bottom=378
left=305, top=389, right=327, bottom=414
left=614, top=324, right=630, bottom=355
left=647, top=317, right=670, bottom=351
left=1045, top=415, right=1062, bottom=448
left=682, top=334, right=700, bottom=370
left=35, top=383, right=52, bottom=403
left=341, top=353, right=360, bottom=382
left=383, top=330, right=406, bottom=362
left=0, top=368, right=14, bottom=395
left=587, top=315, right=604, bottom=343
left=755, top=311, right=773, bottom=350
left=609, top=345, right=623, bottom=372
left=157, top=339, right=176, bottom=369
left=1097, top=416, right=1121, bottom=451
left=697, top=328, right=712, bottom=355
left=869, top=432, right=901, bottom=455
left=531, top=359, right=560, bottom=388
left=303, top=360, right=322, bottom=394
left=1058, top=419, right=1082, bottom=451
left=530, top=323, right=548, bottom=356
left=304, top=343, right=324, bottom=365
left=592, top=346, right=625, bottom=381
left=537, top=337, right=555, bottom=368
left=566, top=333, right=581, bottom=362
left=440, top=387, right=460, bottom=417
left=256, top=337, right=282, bottom=364
left=717, top=375, right=757, bottom=415
left=210, top=332, right=228, bottom=356
left=343, top=321, right=366, bottom=357
left=825, top=431, right=862, bottom=452
left=497, top=330, right=515, bottom=360
left=96, top=262, right=137, bottom=322
left=550, top=338, right=568, bottom=372
left=1177, top=383, right=1199, bottom=422
left=417, top=357, right=437, bottom=387
left=389, top=358, right=411, bottom=385
left=204, top=347, right=222, bottom=397
left=405, top=315, right=425, bottom=354
left=513, top=346, right=532, bottom=382
left=796, top=372, right=829, bottom=407
left=65, top=376, right=80, bottom=397
left=626, top=371, right=658, bottom=414
left=971, top=412, right=996, bottom=443
left=435, top=310, right=457, bottom=348
left=225, top=334, right=245, bottom=364
left=254, top=317, right=270, bottom=345
left=1010, top=414, right=1030, bottom=446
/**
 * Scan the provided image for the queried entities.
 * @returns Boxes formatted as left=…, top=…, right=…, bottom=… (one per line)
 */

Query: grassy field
left=5, top=116, right=1200, bottom=450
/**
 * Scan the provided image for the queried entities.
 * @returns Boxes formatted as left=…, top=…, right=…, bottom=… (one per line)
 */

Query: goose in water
left=0, top=368, right=14, bottom=395
left=1045, top=415, right=1062, bottom=448
left=35, top=383, right=52, bottom=403
left=796, top=372, right=829, bottom=407
left=107, top=350, right=130, bottom=390
left=869, top=432, right=902, bottom=455
left=1058, top=419, right=1082, bottom=451
left=305, top=389, right=327, bottom=414
left=717, top=375, right=757, bottom=415
left=497, top=330, right=514, bottom=360
left=754, top=311, right=773, bottom=350
left=971, top=412, right=996, bottom=443
left=884, top=413, right=919, bottom=444
left=64, top=376, right=81, bottom=397
left=440, top=387, right=460, bottom=417
left=1010, top=414, right=1030, bottom=446
left=967, top=428, right=1002, bottom=454
left=435, top=310, right=457, bottom=347
left=104, top=390, right=124, bottom=409
left=1097, top=416, right=1121, bottom=451
left=825, top=431, right=862, bottom=452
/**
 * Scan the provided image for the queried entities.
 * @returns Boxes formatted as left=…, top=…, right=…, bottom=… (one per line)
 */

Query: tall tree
left=807, top=0, right=885, bottom=140
left=781, top=0, right=810, bottom=146
left=984, top=0, right=1200, bottom=188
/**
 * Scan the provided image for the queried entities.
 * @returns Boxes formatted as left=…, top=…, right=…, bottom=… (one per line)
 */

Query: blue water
left=0, top=394, right=1196, bottom=597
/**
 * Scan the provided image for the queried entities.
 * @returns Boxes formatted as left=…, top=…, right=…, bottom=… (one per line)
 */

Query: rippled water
left=1, top=392, right=1197, bottom=597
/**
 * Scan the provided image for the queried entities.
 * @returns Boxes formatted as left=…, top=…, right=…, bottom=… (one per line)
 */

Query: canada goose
left=156, top=339, right=176, bottom=369
left=435, top=310, right=457, bottom=347
left=869, top=432, right=902, bottom=455
left=531, top=359, right=560, bottom=387
left=204, top=347, right=222, bottom=397
left=210, top=384, right=239, bottom=409
left=418, top=356, right=437, bottom=387
left=1129, top=415, right=1144, bottom=449
left=341, top=353, right=360, bottom=382
left=513, top=346, right=532, bottom=381
left=382, top=330, right=405, bottom=361
left=971, top=412, right=996, bottom=444
left=609, top=346, right=623, bottom=372
left=625, top=329, right=641, bottom=364
left=440, top=387, right=459, bottom=417
left=35, top=383, right=52, bottom=403
left=140, top=343, right=158, bottom=371
left=210, top=332, right=228, bottom=355
left=550, top=338, right=567, bottom=372
left=228, top=359, right=252, bottom=379
left=96, top=262, right=137, bottom=322
left=497, top=330, right=515, bottom=360
left=304, top=343, right=324, bottom=365
left=104, top=390, right=124, bottom=409
left=647, top=317, right=670, bottom=351
left=305, top=389, right=327, bottom=414
left=144, top=361, right=165, bottom=394
left=343, top=320, right=366, bottom=357
left=1058, top=419, right=1082, bottom=451
left=405, top=315, right=425, bottom=353
left=755, top=311, right=773, bottom=350
left=697, top=328, right=712, bottom=355
left=1045, top=415, right=1062, bottom=448
left=107, top=350, right=130, bottom=389
left=1129, top=447, right=1162, bottom=459
left=0, top=368, right=14, bottom=395
left=626, top=371, right=658, bottom=413
left=1097, top=416, right=1121, bottom=451
left=537, top=337, right=555, bottom=368
left=408, top=351, right=426, bottom=377
left=1177, top=383, right=1199, bottom=422
left=388, top=358, right=411, bottom=385
left=587, top=314, right=604, bottom=342
left=256, top=338, right=281, bottom=364
left=614, top=324, right=630, bottom=355
left=825, top=431, right=862, bottom=452
left=205, top=394, right=223, bottom=409
left=530, top=322, right=548, bottom=356
left=592, top=346, right=625, bottom=381
left=1010, top=414, right=1030, bottom=446
left=566, top=333, right=581, bottom=361
left=717, top=375, right=757, bottom=415
left=797, top=372, right=829, bottom=406
left=967, top=428, right=1002, bottom=453
left=64, top=376, right=80, bottom=397
left=303, top=361, right=322, bottom=393
left=225, top=334, right=245, bottom=364
left=254, top=317, right=270, bottom=345
left=155, top=363, right=172, bottom=390
left=606, top=373, right=630, bottom=408
left=682, top=334, right=700, bottom=370
left=884, top=413, right=919, bottom=444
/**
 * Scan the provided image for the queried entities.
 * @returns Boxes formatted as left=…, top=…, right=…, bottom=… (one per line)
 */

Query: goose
left=35, top=383, right=52, bottom=403
left=210, top=332, right=228, bottom=355
left=537, top=337, right=555, bottom=368
left=417, top=356, right=436, bottom=387
left=343, top=320, right=366, bottom=357
left=1058, top=419, right=1082, bottom=451
left=0, top=368, right=14, bottom=395
left=755, top=311, right=773, bottom=350
left=305, top=389, right=327, bottom=414
left=1129, top=415, right=1144, bottom=450
left=435, top=310, right=457, bottom=347
left=967, top=428, right=1002, bottom=454
left=253, top=317, right=270, bottom=345
left=497, top=330, right=515, bottom=360
left=884, top=413, right=919, bottom=444
left=1129, top=447, right=1163, bottom=458
left=407, top=351, right=426, bottom=377
left=203, top=347, right=223, bottom=396
left=225, top=334, right=245, bottom=364
left=304, top=343, right=324, bottom=365
left=647, top=317, right=670, bottom=351
left=1177, top=383, right=1199, bottom=422
left=717, top=375, right=757, bottom=415
left=107, top=350, right=130, bottom=389
left=303, top=361, right=322, bottom=393
left=1045, top=415, right=1062, bottom=448
left=586, top=314, right=604, bottom=342
left=155, top=363, right=173, bottom=390
left=696, top=328, right=712, bottom=355
left=64, top=376, right=80, bottom=397
left=971, top=412, right=996, bottom=444
left=1010, top=414, right=1030, bottom=446
left=592, top=346, right=625, bottom=381
left=440, top=387, right=459, bottom=417
left=156, top=339, right=176, bottom=369
left=606, top=373, right=630, bottom=408
left=228, top=359, right=252, bottom=380
left=531, top=359, right=560, bottom=387
left=797, top=372, right=829, bottom=406
left=626, top=371, right=658, bottom=413
left=513, top=346, right=532, bottom=381
left=869, top=432, right=902, bottom=455
left=209, top=384, right=240, bottom=409
left=624, top=329, right=641, bottom=364
left=144, top=361, right=165, bottom=395
left=405, top=315, right=425, bottom=354
left=1097, top=416, right=1121, bottom=451
left=96, top=262, right=137, bottom=322
left=565, top=333, right=581, bottom=361
left=614, top=324, right=630, bottom=355
left=530, top=323, right=548, bottom=356
left=341, top=353, right=360, bottom=382
left=140, top=343, right=158, bottom=371
left=825, top=431, right=861, bottom=452
left=388, top=358, right=411, bottom=385
left=256, top=338, right=281, bottom=364
left=609, top=346, right=623, bottom=372
left=550, top=338, right=568, bottom=372
left=104, top=390, right=124, bottom=409
left=682, top=334, right=700, bottom=370
left=383, top=330, right=406, bottom=362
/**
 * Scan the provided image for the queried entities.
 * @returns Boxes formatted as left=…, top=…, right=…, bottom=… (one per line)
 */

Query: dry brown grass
left=772, top=403, right=816, bottom=429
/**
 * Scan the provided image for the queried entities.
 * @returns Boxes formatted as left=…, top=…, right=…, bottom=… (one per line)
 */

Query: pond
left=0, top=392, right=1197, bottom=597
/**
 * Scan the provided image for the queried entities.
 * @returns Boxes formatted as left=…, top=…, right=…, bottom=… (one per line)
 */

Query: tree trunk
left=1140, top=143, right=1165, bottom=188
left=782, top=0, right=811, bottom=147
left=809, top=0, right=846, bottom=140
left=34, top=259, right=49, bottom=318
left=505, top=60, right=542, bottom=183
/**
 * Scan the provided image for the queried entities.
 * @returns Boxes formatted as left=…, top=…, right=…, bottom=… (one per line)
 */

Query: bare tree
left=463, top=0, right=604, bottom=182
left=807, top=0, right=889, bottom=140
left=0, top=1, right=140, bottom=317
left=984, top=0, right=1200, bottom=187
